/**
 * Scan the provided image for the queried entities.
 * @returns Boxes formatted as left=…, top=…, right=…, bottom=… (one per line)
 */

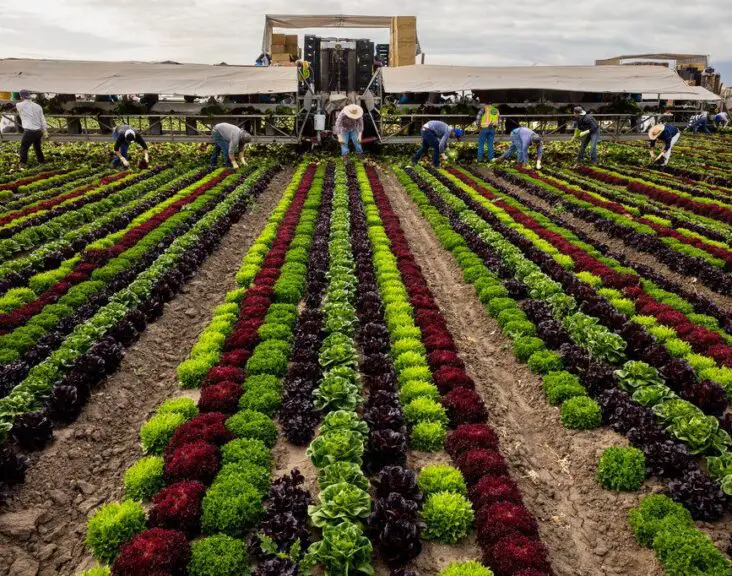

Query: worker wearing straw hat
left=648, top=123, right=680, bottom=165
left=15, top=89, right=48, bottom=167
left=334, top=104, right=365, bottom=157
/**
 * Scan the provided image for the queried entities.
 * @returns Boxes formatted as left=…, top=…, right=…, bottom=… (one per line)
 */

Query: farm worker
left=111, top=125, right=149, bottom=169
left=572, top=106, right=600, bottom=164
left=687, top=111, right=710, bottom=134
left=494, top=126, right=543, bottom=169
left=296, top=59, right=311, bottom=82
left=209, top=122, right=252, bottom=169
left=476, top=103, right=500, bottom=162
left=255, top=53, right=271, bottom=67
left=15, top=89, right=48, bottom=167
left=648, top=123, right=680, bottom=165
left=334, top=104, right=365, bottom=157
left=713, top=111, right=729, bottom=128
left=412, top=121, right=463, bottom=168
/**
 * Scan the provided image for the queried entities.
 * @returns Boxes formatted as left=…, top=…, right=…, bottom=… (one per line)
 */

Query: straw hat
left=343, top=104, right=364, bottom=120
left=648, top=124, right=665, bottom=139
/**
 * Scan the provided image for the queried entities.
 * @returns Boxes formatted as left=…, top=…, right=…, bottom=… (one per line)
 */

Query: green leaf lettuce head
left=303, top=521, right=374, bottom=576
left=306, top=429, right=365, bottom=468
left=308, top=482, right=372, bottom=528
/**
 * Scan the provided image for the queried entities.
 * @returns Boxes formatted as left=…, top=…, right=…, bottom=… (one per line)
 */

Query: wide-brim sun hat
left=343, top=104, right=364, bottom=120
left=648, top=124, right=665, bottom=139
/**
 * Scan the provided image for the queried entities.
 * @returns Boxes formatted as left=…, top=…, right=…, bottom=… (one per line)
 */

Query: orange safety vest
left=480, top=105, right=500, bottom=128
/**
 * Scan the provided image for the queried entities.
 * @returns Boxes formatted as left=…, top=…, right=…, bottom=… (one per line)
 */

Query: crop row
left=0, top=163, right=278, bottom=496
left=76, top=160, right=552, bottom=576
left=396, top=162, right=730, bottom=518
left=496, top=167, right=732, bottom=295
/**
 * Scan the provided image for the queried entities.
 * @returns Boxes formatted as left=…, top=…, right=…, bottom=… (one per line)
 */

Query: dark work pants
left=413, top=129, right=441, bottom=167
left=19, top=130, right=45, bottom=165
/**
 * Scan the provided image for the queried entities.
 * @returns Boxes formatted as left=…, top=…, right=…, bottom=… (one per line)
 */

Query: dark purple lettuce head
left=668, top=469, right=726, bottom=521
left=11, top=412, right=53, bottom=451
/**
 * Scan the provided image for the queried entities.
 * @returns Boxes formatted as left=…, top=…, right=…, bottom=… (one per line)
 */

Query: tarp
left=262, top=14, right=420, bottom=53
left=381, top=64, right=699, bottom=95
left=641, top=85, right=721, bottom=101
left=0, top=59, right=297, bottom=96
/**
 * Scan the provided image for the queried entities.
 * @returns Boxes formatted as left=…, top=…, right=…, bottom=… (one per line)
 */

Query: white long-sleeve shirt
left=15, top=99, right=48, bottom=131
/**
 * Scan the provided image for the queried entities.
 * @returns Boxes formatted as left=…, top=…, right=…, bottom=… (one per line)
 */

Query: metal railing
left=1, top=111, right=672, bottom=144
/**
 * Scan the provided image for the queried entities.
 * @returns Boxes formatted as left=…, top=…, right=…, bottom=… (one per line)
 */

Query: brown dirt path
left=474, top=166, right=732, bottom=313
left=377, top=165, right=663, bottom=576
left=0, top=168, right=294, bottom=576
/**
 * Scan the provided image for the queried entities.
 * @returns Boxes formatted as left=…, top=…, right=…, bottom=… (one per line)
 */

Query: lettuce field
left=0, top=136, right=730, bottom=576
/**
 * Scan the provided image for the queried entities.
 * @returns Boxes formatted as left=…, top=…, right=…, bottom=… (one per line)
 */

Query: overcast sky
left=1, top=0, right=730, bottom=82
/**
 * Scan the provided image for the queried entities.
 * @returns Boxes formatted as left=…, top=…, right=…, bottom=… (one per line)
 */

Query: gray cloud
left=1, top=0, right=729, bottom=82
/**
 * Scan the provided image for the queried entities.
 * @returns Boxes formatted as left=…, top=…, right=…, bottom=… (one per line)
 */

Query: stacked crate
left=389, top=16, right=417, bottom=67
left=271, top=33, right=300, bottom=65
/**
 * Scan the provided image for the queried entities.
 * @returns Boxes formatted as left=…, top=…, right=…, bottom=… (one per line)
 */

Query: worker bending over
left=476, top=103, right=500, bottom=162
left=112, top=125, right=149, bottom=169
left=495, top=126, right=543, bottom=169
left=412, top=121, right=463, bottom=168
left=713, top=111, right=729, bottom=128
left=16, top=89, right=48, bottom=168
left=334, top=104, right=364, bottom=157
left=208, top=123, right=252, bottom=169
left=648, top=123, right=680, bottom=166
left=687, top=112, right=711, bottom=134
left=573, top=106, right=600, bottom=164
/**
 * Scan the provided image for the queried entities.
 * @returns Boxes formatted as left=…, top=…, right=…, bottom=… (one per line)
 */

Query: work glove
left=232, top=161, right=239, bottom=170
left=42, top=130, right=49, bottom=139
left=536, top=160, right=542, bottom=170
left=239, top=155, right=247, bottom=166
left=579, top=130, right=590, bottom=137
left=490, top=157, right=498, bottom=163
left=571, top=129, right=580, bottom=141
left=121, top=158, right=130, bottom=168
left=337, top=134, right=344, bottom=144
left=143, top=151, right=150, bottom=163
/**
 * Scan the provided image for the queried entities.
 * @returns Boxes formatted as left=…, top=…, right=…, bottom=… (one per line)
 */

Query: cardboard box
left=285, top=35, right=298, bottom=48
left=271, top=53, right=293, bottom=63
left=271, top=45, right=287, bottom=54
left=271, top=33, right=286, bottom=45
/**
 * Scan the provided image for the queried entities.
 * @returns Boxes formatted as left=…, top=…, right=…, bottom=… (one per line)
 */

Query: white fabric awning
left=382, top=64, right=699, bottom=95
left=0, top=59, right=297, bottom=96
left=641, top=85, right=721, bottom=101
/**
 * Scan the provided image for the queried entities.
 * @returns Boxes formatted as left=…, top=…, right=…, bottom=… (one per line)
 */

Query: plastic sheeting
left=0, top=59, right=297, bottom=96
left=381, top=64, right=699, bottom=95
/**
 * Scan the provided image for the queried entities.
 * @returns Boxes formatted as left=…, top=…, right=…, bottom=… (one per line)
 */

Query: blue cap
left=19, top=89, right=32, bottom=99
left=453, top=128, right=464, bottom=139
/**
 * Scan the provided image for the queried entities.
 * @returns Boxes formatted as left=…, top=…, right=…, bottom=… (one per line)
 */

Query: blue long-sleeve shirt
left=502, top=127, right=542, bottom=163
left=422, top=120, right=451, bottom=152
left=649, top=124, right=680, bottom=151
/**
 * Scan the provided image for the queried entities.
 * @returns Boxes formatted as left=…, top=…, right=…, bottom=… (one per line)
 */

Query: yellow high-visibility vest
left=480, top=105, right=500, bottom=128
left=299, top=61, right=311, bottom=81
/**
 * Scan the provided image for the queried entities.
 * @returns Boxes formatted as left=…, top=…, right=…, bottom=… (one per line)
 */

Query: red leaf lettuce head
left=446, top=423, right=499, bottom=458
left=112, top=528, right=190, bottom=576
left=164, top=440, right=220, bottom=485
left=148, top=480, right=206, bottom=535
